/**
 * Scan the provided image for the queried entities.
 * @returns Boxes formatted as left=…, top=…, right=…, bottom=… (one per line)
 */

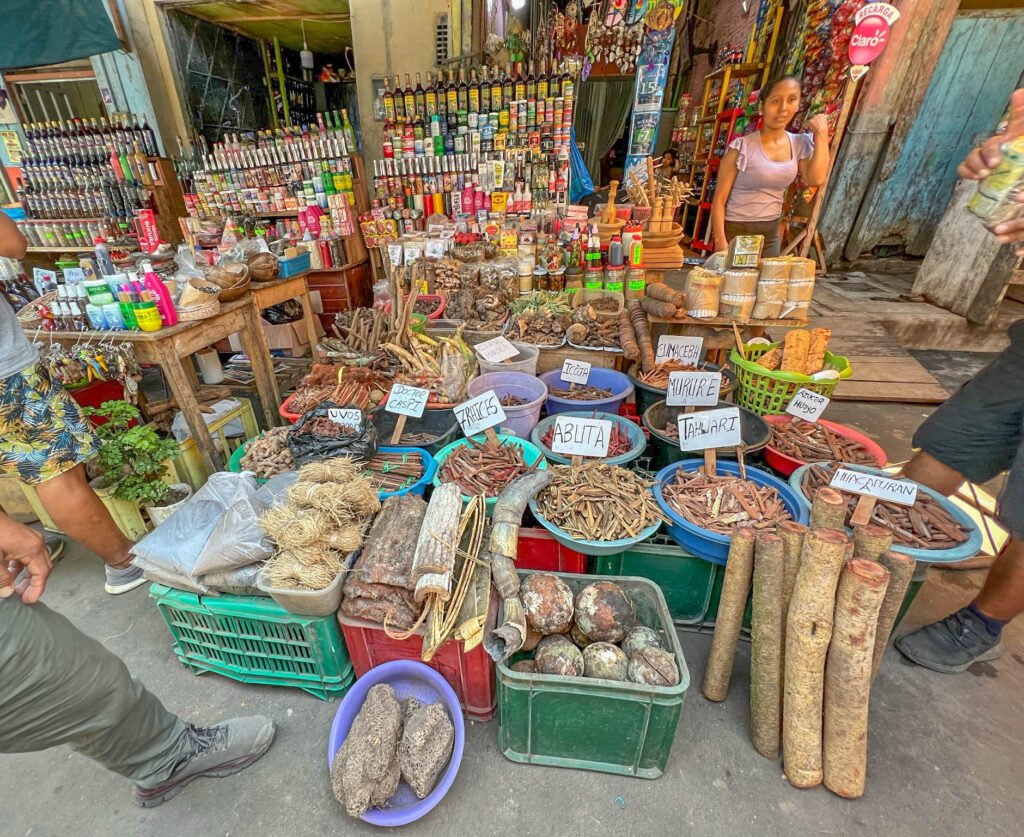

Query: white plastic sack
left=202, top=562, right=267, bottom=596
left=193, top=491, right=273, bottom=575
left=171, top=398, right=246, bottom=443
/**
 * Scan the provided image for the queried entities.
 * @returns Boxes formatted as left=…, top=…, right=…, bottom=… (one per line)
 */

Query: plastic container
left=423, top=318, right=463, bottom=340
left=278, top=251, right=311, bottom=277
left=642, top=399, right=771, bottom=470
left=516, top=527, right=588, bottom=574
left=257, top=566, right=346, bottom=617
left=369, top=406, right=460, bottom=455
left=762, top=415, right=887, bottom=477
left=498, top=571, right=689, bottom=778
left=372, top=446, right=437, bottom=498
left=279, top=392, right=303, bottom=423
left=528, top=493, right=661, bottom=557
left=149, top=583, right=354, bottom=700
left=327, top=660, right=465, bottom=826
left=787, top=462, right=983, bottom=564
left=730, top=344, right=853, bottom=415
left=433, top=433, right=548, bottom=513
left=530, top=410, right=647, bottom=467
left=570, top=288, right=624, bottom=320
left=653, top=459, right=809, bottom=565
left=467, top=372, right=547, bottom=438
left=384, top=293, right=447, bottom=320
left=628, top=361, right=738, bottom=417
left=539, top=367, right=634, bottom=416
left=475, top=341, right=540, bottom=376
left=337, top=587, right=498, bottom=721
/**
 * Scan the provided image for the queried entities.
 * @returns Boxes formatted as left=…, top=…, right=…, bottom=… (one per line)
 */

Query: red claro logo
left=848, top=16, right=890, bottom=65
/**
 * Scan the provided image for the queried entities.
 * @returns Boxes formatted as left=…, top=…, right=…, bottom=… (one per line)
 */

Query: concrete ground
left=3, top=351, right=1022, bottom=836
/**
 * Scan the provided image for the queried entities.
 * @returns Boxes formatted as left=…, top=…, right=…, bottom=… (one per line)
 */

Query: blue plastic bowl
left=788, top=462, right=984, bottom=564
left=432, top=433, right=548, bottom=513
left=327, top=660, right=465, bottom=826
left=374, top=446, right=437, bottom=499
left=538, top=367, right=634, bottom=416
left=653, top=459, right=809, bottom=565
left=528, top=493, right=662, bottom=557
left=530, top=410, right=647, bottom=467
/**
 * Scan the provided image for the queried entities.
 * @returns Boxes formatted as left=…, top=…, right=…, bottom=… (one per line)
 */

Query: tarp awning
left=2, top=0, right=121, bottom=71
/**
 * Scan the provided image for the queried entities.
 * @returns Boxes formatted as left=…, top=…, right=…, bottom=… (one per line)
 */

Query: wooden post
left=703, top=447, right=717, bottom=476
left=850, top=494, right=877, bottom=527
left=571, top=455, right=583, bottom=467
left=484, top=427, right=500, bottom=444
left=389, top=414, right=407, bottom=445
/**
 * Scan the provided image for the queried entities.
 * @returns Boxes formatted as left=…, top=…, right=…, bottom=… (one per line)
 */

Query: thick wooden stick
left=751, top=533, right=785, bottom=759
left=871, top=550, right=917, bottom=679
left=853, top=523, right=893, bottom=562
left=823, top=558, right=890, bottom=798
left=702, top=528, right=757, bottom=701
left=810, top=486, right=847, bottom=530
left=783, top=527, right=848, bottom=788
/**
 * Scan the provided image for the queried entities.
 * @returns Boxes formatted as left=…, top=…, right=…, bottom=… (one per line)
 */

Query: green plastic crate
left=498, top=572, right=690, bottom=779
left=150, top=584, right=353, bottom=701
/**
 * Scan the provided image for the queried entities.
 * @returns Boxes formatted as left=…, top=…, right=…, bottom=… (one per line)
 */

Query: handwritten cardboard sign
left=676, top=406, right=741, bottom=451
left=385, top=384, right=429, bottom=418
left=560, top=358, right=592, bottom=385
left=830, top=469, right=918, bottom=506
left=550, top=416, right=612, bottom=458
left=476, top=336, right=519, bottom=363
left=786, top=388, right=830, bottom=423
left=656, top=335, right=703, bottom=365
left=454, top=390, right=506, bottom=437
left=666, top=371, right=721, bottom=407
left=327, top=408, right=363, bottom=429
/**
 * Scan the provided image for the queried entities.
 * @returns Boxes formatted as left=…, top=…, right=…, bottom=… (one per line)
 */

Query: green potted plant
left=84, top=400, right=192, bottom=528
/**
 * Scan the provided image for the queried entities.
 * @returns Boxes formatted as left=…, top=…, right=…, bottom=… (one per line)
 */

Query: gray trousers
left=0, top=597, right=190, bottom=787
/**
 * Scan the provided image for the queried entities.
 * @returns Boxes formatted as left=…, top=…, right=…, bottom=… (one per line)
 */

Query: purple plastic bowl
left=327, top=660, right=465, bottom=826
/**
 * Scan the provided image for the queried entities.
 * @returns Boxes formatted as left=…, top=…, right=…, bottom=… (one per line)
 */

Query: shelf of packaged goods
left=23, top=218, right=104, bottom=224
left=706, top=62, right=765, bottom=81
left=698, top=116, right=716, bottom=125
left=25, top=246, right=101, bottom=254
left=716, top=107, right=743, bottom=123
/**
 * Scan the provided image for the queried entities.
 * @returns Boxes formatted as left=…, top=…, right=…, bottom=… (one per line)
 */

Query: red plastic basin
left=762, top=415, right=887, bottom=477
left=279, top=392, right=301, bottom=423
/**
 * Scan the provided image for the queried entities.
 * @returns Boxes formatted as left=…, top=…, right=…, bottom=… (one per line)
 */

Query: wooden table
left=25, top=297, right=282, bottom=474
left=249, top=272, right=320, bottom=350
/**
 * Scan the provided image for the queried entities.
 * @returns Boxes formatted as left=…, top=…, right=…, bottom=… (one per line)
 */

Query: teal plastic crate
left=498, top=572, right=690, bottom=779
left=150, top=584, right=353, bottom=701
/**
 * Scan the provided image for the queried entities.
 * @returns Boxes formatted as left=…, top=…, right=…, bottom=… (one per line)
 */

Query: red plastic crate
left=338, top=589, right=498, bottom=721
left=517, top=527, right=588, bottom=573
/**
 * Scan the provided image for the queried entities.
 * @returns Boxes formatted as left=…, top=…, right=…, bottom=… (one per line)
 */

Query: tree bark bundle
left=823, top=558, right=890, bottom=798
left=783, top=527, right=848, bottom=788
left=750, top=533, right=784, bottom=759
left=810, top=486, right=847, bottom=530
left=411, top=483, right=462, bottom=601
left=871, top=550, right=917, bottom=679
left=702, top=527, right=757, bottom=702
left=853, top=524, right=894, bottom=562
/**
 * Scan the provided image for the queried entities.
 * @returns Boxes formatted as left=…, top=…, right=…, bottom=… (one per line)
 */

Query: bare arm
left=798, top=115, right=830, bottom=187
left=0, top=212, right=28, bottom=260
left=710, top=148, right=740, bottom=253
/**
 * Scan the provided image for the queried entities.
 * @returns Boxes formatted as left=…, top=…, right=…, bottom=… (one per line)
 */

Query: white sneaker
left=104, top=563, right=146, bottom=595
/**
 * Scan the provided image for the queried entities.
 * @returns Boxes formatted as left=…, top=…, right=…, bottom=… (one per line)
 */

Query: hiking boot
left=104, top=563, right=146, bottom=595
left=134, top=716, right=276, bottom=808
left=895, top=607, right=1004, bottom=673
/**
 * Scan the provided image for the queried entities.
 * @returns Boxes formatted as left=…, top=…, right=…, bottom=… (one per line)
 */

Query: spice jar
left=564, top=265, right=584, bottom=291
left=584, top=264, right=605, bottom=290
left=603, top=264, right=625, bottom=294
left=625, top=264, right=647, bottom=300
left=533, top=265, right=550, bottom=291
left=519, top=266, right=534, bottom=294
left=548, top=267, right=566, bottom=293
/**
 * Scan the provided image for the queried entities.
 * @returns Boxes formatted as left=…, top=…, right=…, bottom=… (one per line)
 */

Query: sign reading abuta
left=849, top=3, right=901, bottom=66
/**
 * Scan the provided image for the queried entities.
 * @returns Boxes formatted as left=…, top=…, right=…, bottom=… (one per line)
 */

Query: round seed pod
left=534, top=634, right=584, bottom=677
left=521, top=573, right=575, bottom=635
left=574, top=581, right=635, bottom=643
left=621, top=626, right=664, bottom=658
left=582, top=642, right=629, bottom=681
left=521, top=627, right=544, bottom=652
left=628, top=646, right=680, bottom=687
left=570, top=622, right=594, bottom=649
left=510, top=659, right=536, bottom=674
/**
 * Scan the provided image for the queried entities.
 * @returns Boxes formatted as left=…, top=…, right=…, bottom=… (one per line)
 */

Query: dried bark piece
left=702, top=527, right=757, bottom=701
left=871, top=550, right=916, bottom=679
left=810, top=486, right=846, bottom=531
left=750, top=533, right=784, bottom=759
left=357, top=494, right=428, bottom=589
left=823, top=559, right=890, bottom=798
left=853, top=524, right=894, bottom=563
left=783, top=527, right=848, bottom=788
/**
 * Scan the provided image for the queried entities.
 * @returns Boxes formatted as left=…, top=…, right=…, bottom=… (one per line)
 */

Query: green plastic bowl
left=432, top=433, right=547, bottom=513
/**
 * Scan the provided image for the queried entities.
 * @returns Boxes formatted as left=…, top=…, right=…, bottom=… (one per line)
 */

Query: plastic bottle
left=102, top=301, right=124, bottom=329
left=94, top=239, right=115, bottom=275
left=140, top=260, right=178, bottom=326
left=608, top=234, right=624, bottom=267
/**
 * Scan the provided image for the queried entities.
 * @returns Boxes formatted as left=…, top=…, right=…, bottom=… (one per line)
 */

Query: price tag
left=666, top=371, right=721, bottom=407
left=676, top=406, right=741, bottom=451
left=560, top=358, right=592, bottom=385
left=786, top=388, right=830, bottom=423
left=656, top=335, right=704, bottom=364
left=476, top=336, right=519, bottom=363
left=327, top=408, right=363, bottom=429
left=62, top=267, right=85, bottom=284
left=551, top=416, right=612, bottom=458
left=33, top=268, right=57, bottom=294
left=385, top=384, right=429, bottom=418
left=454, top=390, right=507, bottom=437
left=829, top=469, right=918, bottom=506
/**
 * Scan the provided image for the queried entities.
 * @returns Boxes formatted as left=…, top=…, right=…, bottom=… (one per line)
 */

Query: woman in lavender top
left=710, top=75, right=830, bottom=256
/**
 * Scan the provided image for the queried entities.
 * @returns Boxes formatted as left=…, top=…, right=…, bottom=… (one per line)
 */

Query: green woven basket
left=729, top=343, right=852, bottom=416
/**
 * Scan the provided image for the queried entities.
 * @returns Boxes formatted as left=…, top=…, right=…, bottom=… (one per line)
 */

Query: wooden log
left=783, top=527, right=849, bottom=788
left=810, top=486, right=847, bottom=530
left=853, top=524, right=893, bottom=562
left=702, top=528, right=757, bottom=702
left=823, top=558, right=890, bottom=798
left=411, top=483, right=462, bottom=592
left=871, top=550, right=917, bottom=679
left=751, top=533, right=785, bottom=759
left=778, top=521, right=809, bottom=624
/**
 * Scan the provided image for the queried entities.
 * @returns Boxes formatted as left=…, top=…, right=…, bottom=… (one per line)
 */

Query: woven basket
left=729, top=343, right=852, bottom=416
left=177, top=298, right=220, bottom=321
left=16, top=291, right=57, bottom=326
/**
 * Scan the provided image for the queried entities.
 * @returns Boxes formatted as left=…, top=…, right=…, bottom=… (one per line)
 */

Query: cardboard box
left=228, top=317, right=324, bottom=358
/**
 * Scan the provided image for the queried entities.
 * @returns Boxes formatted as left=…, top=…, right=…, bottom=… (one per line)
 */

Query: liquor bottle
left=139, top=113, right=158, bottom=156
left=480, top=67, right=491, bottom=114
left=341, top=109, right=356, bottom=152
left=393, top=74, right=405, bottom=122
left=425, top=72, right=438, bottom=118
left=537, top=58, right=549, bottom=101
left=456, top=67, right=469, bottom=114
left=109, top=146, right=125, bottom=183
left=490, top=66, right=502, bottom=113
left=382, top=77, right=396, bottom=122
left=132, top=142, right=153, bottom=186
left=414, top=72, right=427, bottom=119
left=502, top=65, right=514, bottom=109
left=445, top=70, right=458, bottom=121
left=403, top=74, right=415, bottom=121
left=561, top=63, right=574, bottom=101
left=526, top=61, right=537, bottom=101
left=468, top=68, right=480, bottom=114
left=549, top=62, right=561, bottom=98
left=514, top=62, right=526, bottom=101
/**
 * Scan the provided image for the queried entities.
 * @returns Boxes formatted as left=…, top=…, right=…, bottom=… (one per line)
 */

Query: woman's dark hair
left=760, top=74, right=802, bottom=101
left=661, top=149, right=677, bottom=163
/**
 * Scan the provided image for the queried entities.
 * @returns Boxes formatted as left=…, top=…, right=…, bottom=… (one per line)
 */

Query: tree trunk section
left=871, top=550, right=917, bottom=679
left=751, top=533, right=784, bottom=759
left=702, top=527, right=757, bottom=702
left=810, top=487, right=847, bottom=530
left=853, top=524, right=893, bottom=562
